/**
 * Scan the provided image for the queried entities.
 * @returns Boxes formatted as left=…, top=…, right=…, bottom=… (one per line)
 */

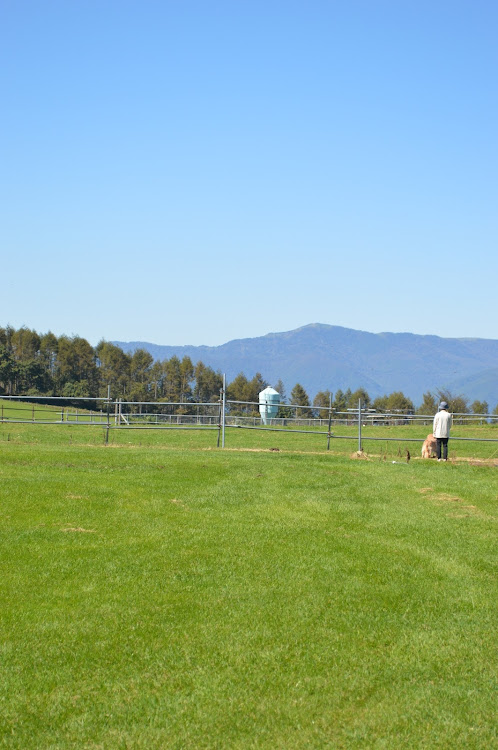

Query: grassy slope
left=0, top=423, right=496, bottom=748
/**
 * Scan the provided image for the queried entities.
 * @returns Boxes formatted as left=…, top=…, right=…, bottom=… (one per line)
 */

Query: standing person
left=433, top=401, right=453, bottom=461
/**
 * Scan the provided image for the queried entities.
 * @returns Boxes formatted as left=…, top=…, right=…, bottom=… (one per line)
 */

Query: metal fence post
left=105, top=385, right=111, bottom=444
left=217, top=389, right=222, bottom=447
left=358, top=399, right=362, bottom=452
left=222, top=373, right=226, bottom=448
left=327, top=392, right=332, bottom=450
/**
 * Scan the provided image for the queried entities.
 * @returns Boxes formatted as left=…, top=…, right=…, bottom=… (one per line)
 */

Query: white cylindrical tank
left=259, top=387, right=280, bottom=424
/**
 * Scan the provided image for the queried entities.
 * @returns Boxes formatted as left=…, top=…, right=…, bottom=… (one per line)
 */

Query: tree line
left=284, top=385, right=494, bottom=418
left=0, top=325, right=495, bottom=416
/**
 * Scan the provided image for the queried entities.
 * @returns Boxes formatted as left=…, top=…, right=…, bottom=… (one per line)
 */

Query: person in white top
left=433, top=401, right=453, bottom=461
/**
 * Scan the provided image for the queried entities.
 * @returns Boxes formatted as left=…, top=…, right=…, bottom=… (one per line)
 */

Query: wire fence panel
left=1, top=393, right=497, bottom=454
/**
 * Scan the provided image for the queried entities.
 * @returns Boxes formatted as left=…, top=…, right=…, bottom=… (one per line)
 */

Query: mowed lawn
left=0, top=425, right=496, bottom=748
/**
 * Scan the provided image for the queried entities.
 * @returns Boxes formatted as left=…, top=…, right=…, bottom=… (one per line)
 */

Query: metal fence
left=1, top=391, right=497, bottom=451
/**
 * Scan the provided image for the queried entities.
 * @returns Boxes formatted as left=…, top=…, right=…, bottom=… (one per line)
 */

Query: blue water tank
left=259, top=387, right=281, bottom=424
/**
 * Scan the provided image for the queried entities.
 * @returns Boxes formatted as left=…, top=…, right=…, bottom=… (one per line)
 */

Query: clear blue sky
left=1, top=1, right=497, bottom=346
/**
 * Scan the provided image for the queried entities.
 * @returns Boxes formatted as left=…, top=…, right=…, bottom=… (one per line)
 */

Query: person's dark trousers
left=436, top=437, right=449, bottom=460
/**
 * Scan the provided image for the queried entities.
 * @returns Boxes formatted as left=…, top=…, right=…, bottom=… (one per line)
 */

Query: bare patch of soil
left=417, top=489, right=495, bottom=520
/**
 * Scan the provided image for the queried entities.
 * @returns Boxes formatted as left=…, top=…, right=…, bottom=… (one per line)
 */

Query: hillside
left=114, top=323, right=498, bottom=406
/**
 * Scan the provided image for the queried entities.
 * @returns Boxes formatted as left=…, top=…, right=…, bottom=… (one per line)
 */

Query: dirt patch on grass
left=463, top=458, right=498, bottom=467
left=437, top=493, right=465, bottom=503
left=444, top=456, right=496, bottom=467
left=418, top=487, right=466, bottom=504
left=409, top=456, right=497, bottom=467
left=417, top=488, right=495, bottom=520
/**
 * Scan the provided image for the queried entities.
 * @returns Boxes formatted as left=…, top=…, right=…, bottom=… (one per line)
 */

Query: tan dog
left=421, top=433, right=437, bottom=458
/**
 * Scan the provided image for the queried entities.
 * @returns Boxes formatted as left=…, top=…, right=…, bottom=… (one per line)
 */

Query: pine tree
left=332, top=389, right=347, bottom=413
left=273, top=379, right=286, bottom=402
left=347, top=388, right=371, bottom=409
left=416, top=391, right=437, bottom=416
left=290, top=383, right=312, bottom=418
left=470, top=400, right=488, bottom=415
left=313, top=390, right=333, bottom=418
left=386, top=391, right=414, bottom=413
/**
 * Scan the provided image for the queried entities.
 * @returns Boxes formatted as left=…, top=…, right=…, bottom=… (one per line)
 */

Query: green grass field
left=0, top=410, right=497, bottom=748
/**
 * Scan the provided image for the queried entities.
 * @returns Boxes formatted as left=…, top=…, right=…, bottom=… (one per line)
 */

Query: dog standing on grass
left=421, top=433, right=438, bottom=459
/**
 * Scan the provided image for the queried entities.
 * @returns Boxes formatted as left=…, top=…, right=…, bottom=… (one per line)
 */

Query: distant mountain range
left=113, top=323, right=498, bottom=407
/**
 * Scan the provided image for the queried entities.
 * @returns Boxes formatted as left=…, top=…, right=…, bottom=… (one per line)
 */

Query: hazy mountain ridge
left=113, top=324, right=498, bottom=406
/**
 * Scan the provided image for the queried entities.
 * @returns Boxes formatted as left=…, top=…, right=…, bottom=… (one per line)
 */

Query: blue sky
left=1, top=1, right=497, bottom=346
